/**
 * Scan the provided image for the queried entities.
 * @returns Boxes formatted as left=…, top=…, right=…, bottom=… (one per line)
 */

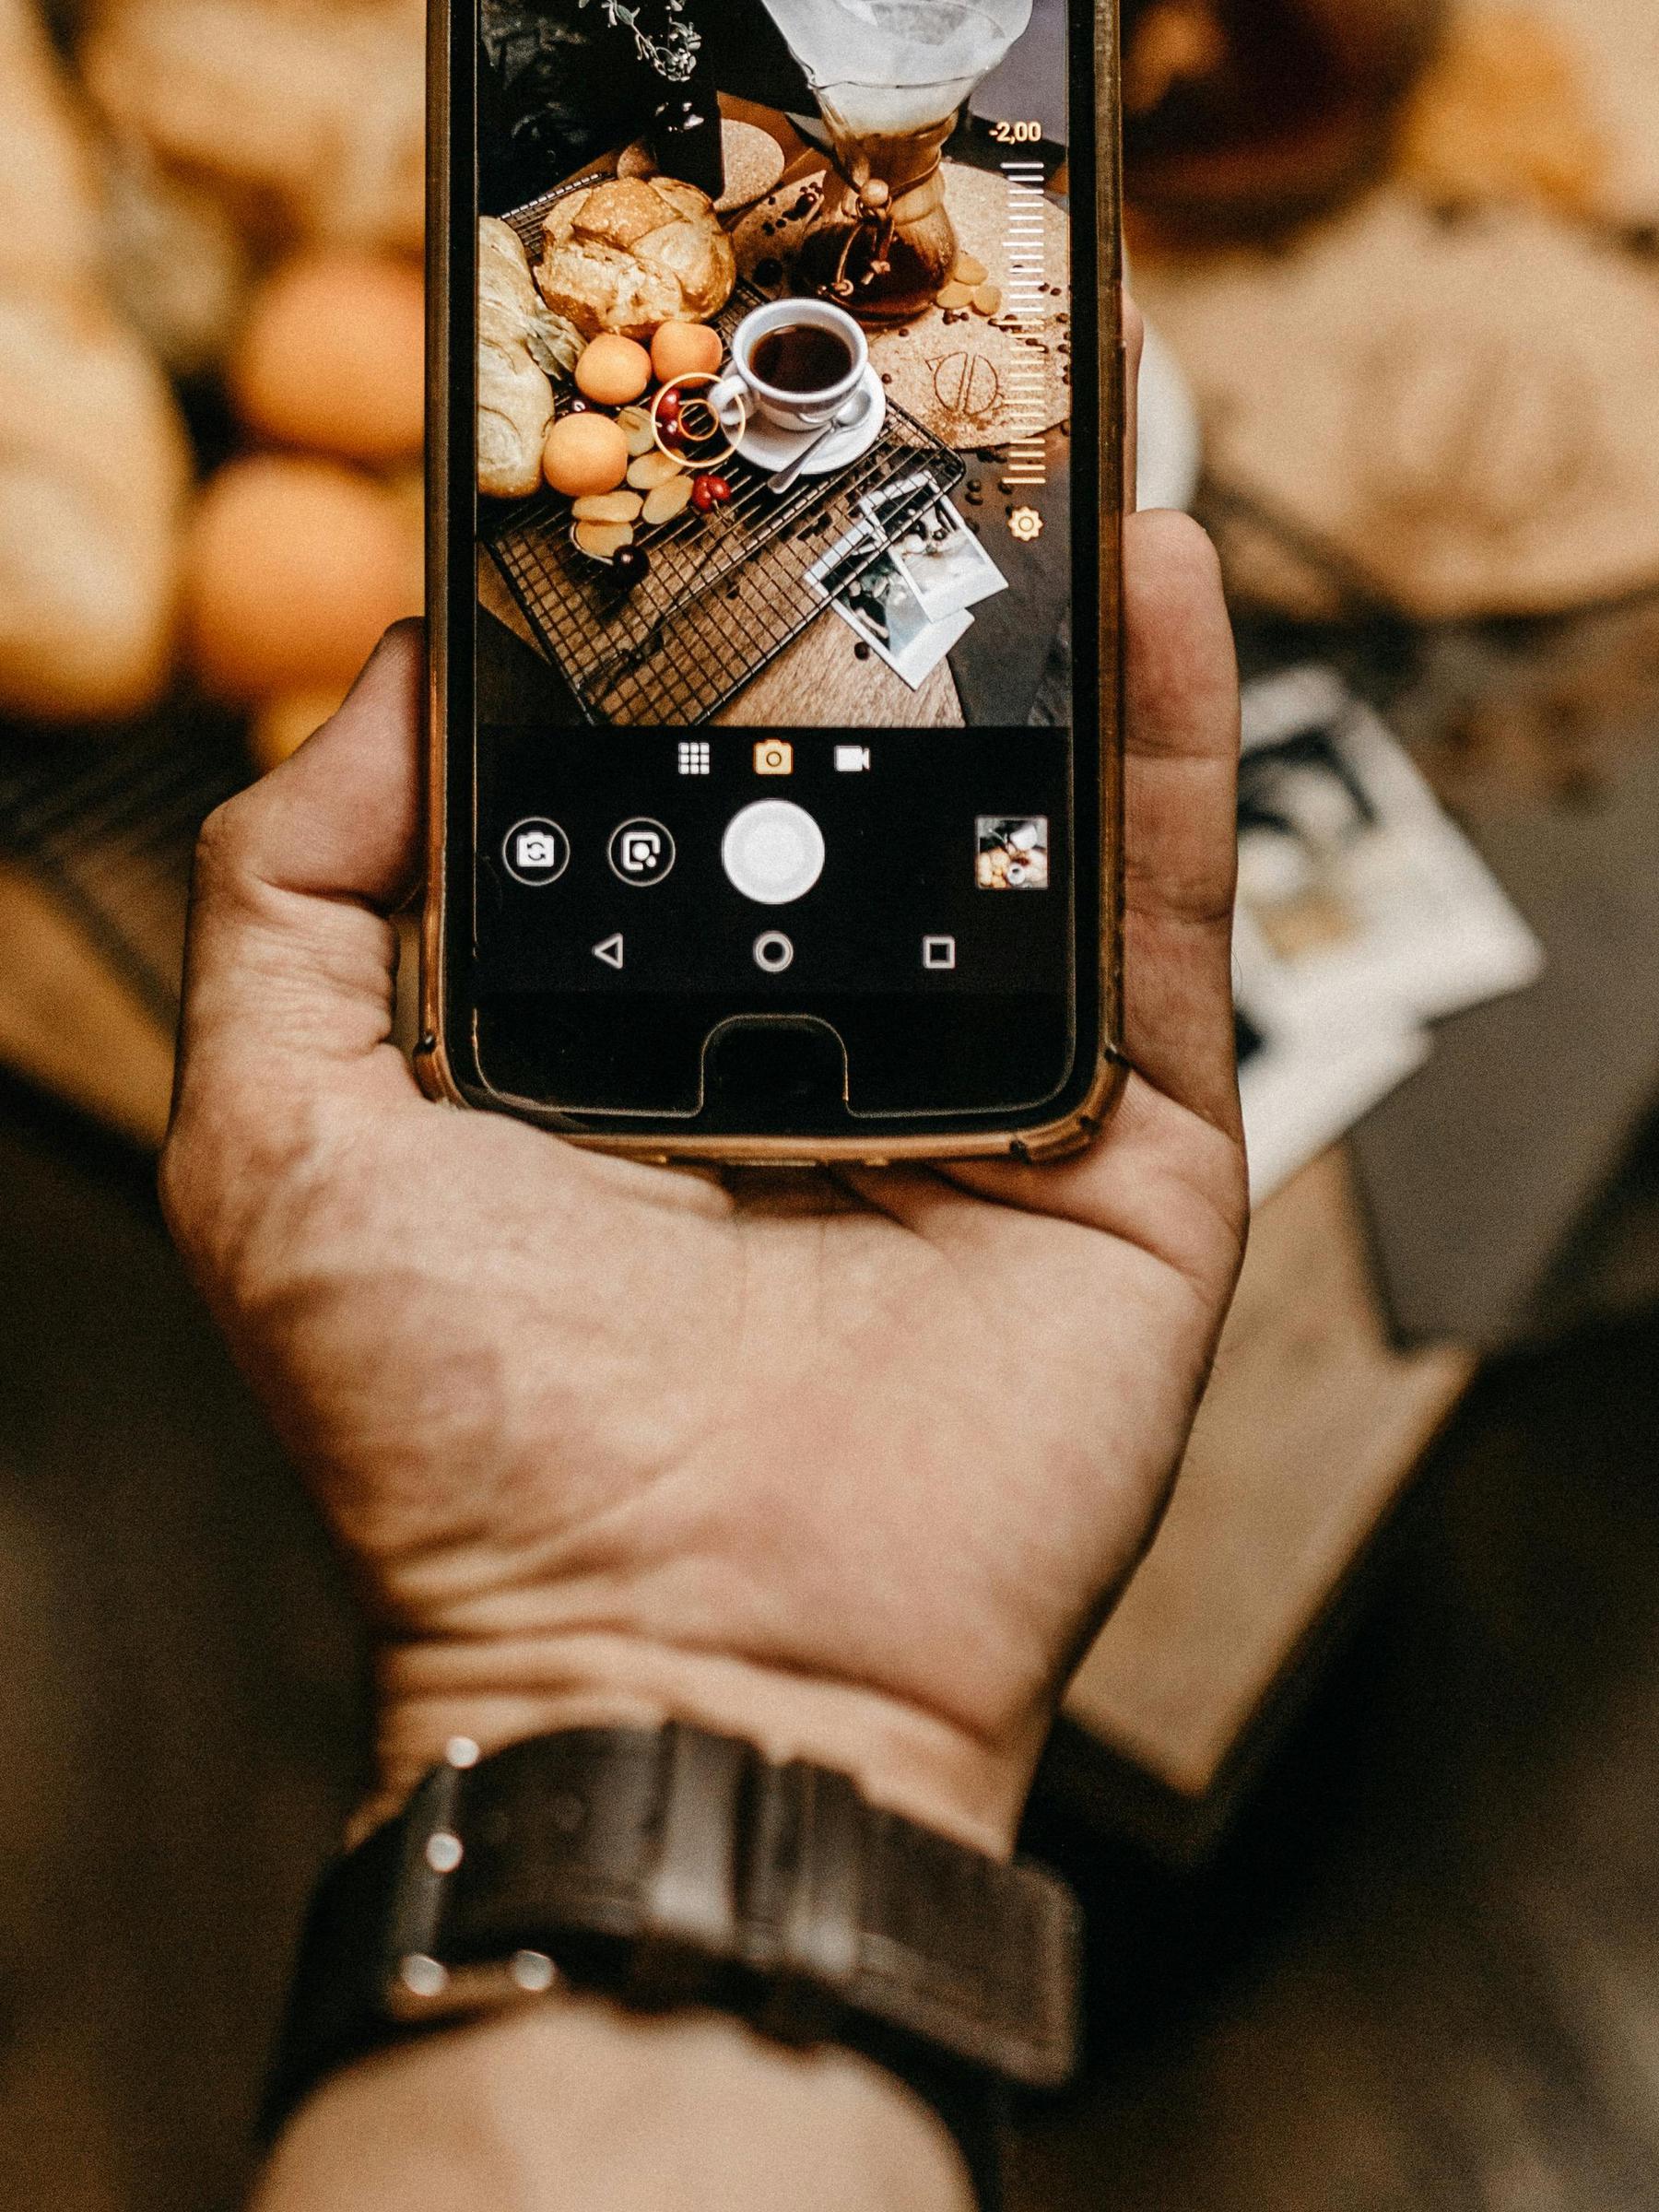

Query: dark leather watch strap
left=265, top=1724, right=1080, bottom=2208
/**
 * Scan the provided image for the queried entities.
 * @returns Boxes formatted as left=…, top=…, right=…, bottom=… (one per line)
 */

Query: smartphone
left=421, top=0, right=1125, bottom=1164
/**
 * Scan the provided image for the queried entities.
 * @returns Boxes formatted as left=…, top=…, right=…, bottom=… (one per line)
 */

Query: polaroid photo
left=805, top=517, right=882, bottom=604
left=806, top=519, right=972, bottom=690
left=1236, top=994, right=1430, bottom=1206
left=1237, top=666, right=1544, bottom=1030
left=858, top=476, right=1010, bottom=621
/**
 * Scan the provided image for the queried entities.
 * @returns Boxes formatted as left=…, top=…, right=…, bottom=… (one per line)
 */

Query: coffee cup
left=711, top=299, right=869, bottom=441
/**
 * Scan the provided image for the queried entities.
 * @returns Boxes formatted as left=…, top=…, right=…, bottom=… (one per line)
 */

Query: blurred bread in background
left=0, top=0, right=426, bottom=743
left=0, top=0, right=191, bottom=721
left=0, top=0, right=100, bottom=292
left=101, top=140, right=253, bottom=379
left=80, top=0, right=426, bottom=253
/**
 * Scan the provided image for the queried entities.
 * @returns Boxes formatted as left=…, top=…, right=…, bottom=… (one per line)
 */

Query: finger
left=1118, top=507, right=1241, bottom=1134
left=172, top=622, right=425, bottom=1112
left=937, top=508, right=1243, bottom=1241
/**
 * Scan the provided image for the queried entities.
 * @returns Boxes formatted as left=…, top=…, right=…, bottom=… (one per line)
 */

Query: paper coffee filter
left=735, top=161, right=1070, bottom=447
left=760, top=0, right=1033, bottom=135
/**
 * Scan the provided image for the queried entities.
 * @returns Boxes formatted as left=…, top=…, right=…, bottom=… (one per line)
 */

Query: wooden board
left=0, top=865, right=172, bottom=1149
left=1063, top=1148, right=1474, bottom=1832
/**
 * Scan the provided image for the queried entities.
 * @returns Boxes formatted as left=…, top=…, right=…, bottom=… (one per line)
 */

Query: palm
left=258, top=1060, right=1238, bottom=1767
left=164, top=509, right=1245, bottom=1838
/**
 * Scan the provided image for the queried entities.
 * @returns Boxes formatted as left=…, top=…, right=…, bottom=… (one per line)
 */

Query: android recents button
left=722, top=801, right=826, bottom=907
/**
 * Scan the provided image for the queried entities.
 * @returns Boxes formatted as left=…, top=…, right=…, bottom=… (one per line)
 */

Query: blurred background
left=5, top=0, right=1659, bottom=2206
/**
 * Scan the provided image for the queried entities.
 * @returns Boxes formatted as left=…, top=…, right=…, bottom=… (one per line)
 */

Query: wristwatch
left=265, top=1724, right=1082, bottom=2209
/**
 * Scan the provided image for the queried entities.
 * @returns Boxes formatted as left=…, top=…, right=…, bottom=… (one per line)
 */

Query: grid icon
left=677, top=741, right=712, bottom=776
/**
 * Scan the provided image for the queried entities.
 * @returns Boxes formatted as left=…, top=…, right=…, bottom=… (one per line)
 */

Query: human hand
left=162, top=494, right=1243, bottom=1865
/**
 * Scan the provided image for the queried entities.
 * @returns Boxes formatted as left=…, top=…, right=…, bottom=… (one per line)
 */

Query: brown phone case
left=418, top=0, right=1126, bottom=1168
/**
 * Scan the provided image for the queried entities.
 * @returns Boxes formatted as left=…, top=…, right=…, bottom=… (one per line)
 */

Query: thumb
left=171, top=623, right=426, bottom=1121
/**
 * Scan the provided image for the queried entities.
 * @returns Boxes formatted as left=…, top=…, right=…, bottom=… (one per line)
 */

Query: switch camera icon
left=502, top=818, right=570, bottom=886
left=608, top=818, right=677, bottom=887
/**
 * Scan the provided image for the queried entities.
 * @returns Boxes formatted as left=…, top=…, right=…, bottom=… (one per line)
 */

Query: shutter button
left=721, top=801, right=826, bottom=907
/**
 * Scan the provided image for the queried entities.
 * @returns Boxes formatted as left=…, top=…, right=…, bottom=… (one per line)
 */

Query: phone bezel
left=418, top=0, right=1126, bottom=1165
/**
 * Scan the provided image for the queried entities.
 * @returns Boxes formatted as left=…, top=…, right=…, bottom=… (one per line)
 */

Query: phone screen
left=441, top=0, right=1118, bottom=1142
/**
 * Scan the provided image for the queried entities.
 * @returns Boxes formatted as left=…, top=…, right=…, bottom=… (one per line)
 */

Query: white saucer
left=732, top=366, right=888, bottom=479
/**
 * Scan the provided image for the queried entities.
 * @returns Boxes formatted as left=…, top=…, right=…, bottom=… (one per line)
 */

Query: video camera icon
left=502, top=818, right=571, bottom=886
left=608, top=818, right=677, bottom=887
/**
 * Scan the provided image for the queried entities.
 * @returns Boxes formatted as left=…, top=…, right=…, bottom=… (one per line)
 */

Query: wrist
left=360, top=1629, right=1039, bottom=1858
left=256, top=1993, right=972, bottom=2212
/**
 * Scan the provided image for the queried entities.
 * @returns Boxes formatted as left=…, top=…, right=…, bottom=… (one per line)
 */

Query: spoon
left=768, top=394, right=867, bottom=494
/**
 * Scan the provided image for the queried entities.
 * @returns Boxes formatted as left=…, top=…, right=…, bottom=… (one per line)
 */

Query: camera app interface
left=470, top=0, right=1094, bottom=1108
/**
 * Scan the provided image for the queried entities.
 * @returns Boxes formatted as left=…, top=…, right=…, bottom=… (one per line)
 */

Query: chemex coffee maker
left=761, top=0, right=1033, bottom=321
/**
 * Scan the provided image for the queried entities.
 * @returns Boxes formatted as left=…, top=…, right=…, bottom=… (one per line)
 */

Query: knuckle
left=160, top=1078, right=345, bottom=1299
left=191, top=790, right=265, bottom=904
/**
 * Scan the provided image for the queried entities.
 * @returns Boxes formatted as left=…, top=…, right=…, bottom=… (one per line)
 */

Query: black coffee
left=751, top=323, right=855, bottom=394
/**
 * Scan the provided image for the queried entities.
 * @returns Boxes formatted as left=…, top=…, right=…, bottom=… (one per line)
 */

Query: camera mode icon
left=754, top=739, right=794, bottom=777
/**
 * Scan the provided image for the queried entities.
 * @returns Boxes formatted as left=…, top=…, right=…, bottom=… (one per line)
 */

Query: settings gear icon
left=1008, top=506, right=1043, bottom=543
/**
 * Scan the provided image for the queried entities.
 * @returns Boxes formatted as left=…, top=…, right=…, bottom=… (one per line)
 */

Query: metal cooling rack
left=488, top=182, right=966, bottom=725
left=0, top=714, right=245, bottom=1027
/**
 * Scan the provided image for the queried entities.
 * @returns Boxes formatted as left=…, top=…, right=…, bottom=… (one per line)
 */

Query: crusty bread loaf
left=536, top=176, right=735, bottom=342
left=0, top=0, right=190, bottom=722
left=81, top=0, right=426, bottom=252
left=478, top=217, right=558, bottom=500
left=0, top=292, right=192, bottom=719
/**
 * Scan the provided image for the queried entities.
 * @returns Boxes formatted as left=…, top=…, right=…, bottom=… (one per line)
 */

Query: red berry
left=691, top=477, right=718, bottom=513
left=704, top=475, right=732, bottom=505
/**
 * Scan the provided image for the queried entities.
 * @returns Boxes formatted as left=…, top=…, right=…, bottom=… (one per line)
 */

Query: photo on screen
left=472, top=0, right=1077, bottom=734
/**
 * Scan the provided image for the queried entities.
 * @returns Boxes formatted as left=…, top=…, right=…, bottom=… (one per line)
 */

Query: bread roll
left=478, top=216, right=559, bottom=500
left=102, top=137, right=252, bottom=377
left=0, top=0, right=190, bottom=722
left=0, top=293, right=192, bottom=720
left=184, top=455, right=419, bottom=701
left=233, top=249, right=426, bottom=462
left=81, top=0, right=426, bottom=252
left=0, top=0, right=100, bottom=297
left=536, top=176, right=735, bottom=342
